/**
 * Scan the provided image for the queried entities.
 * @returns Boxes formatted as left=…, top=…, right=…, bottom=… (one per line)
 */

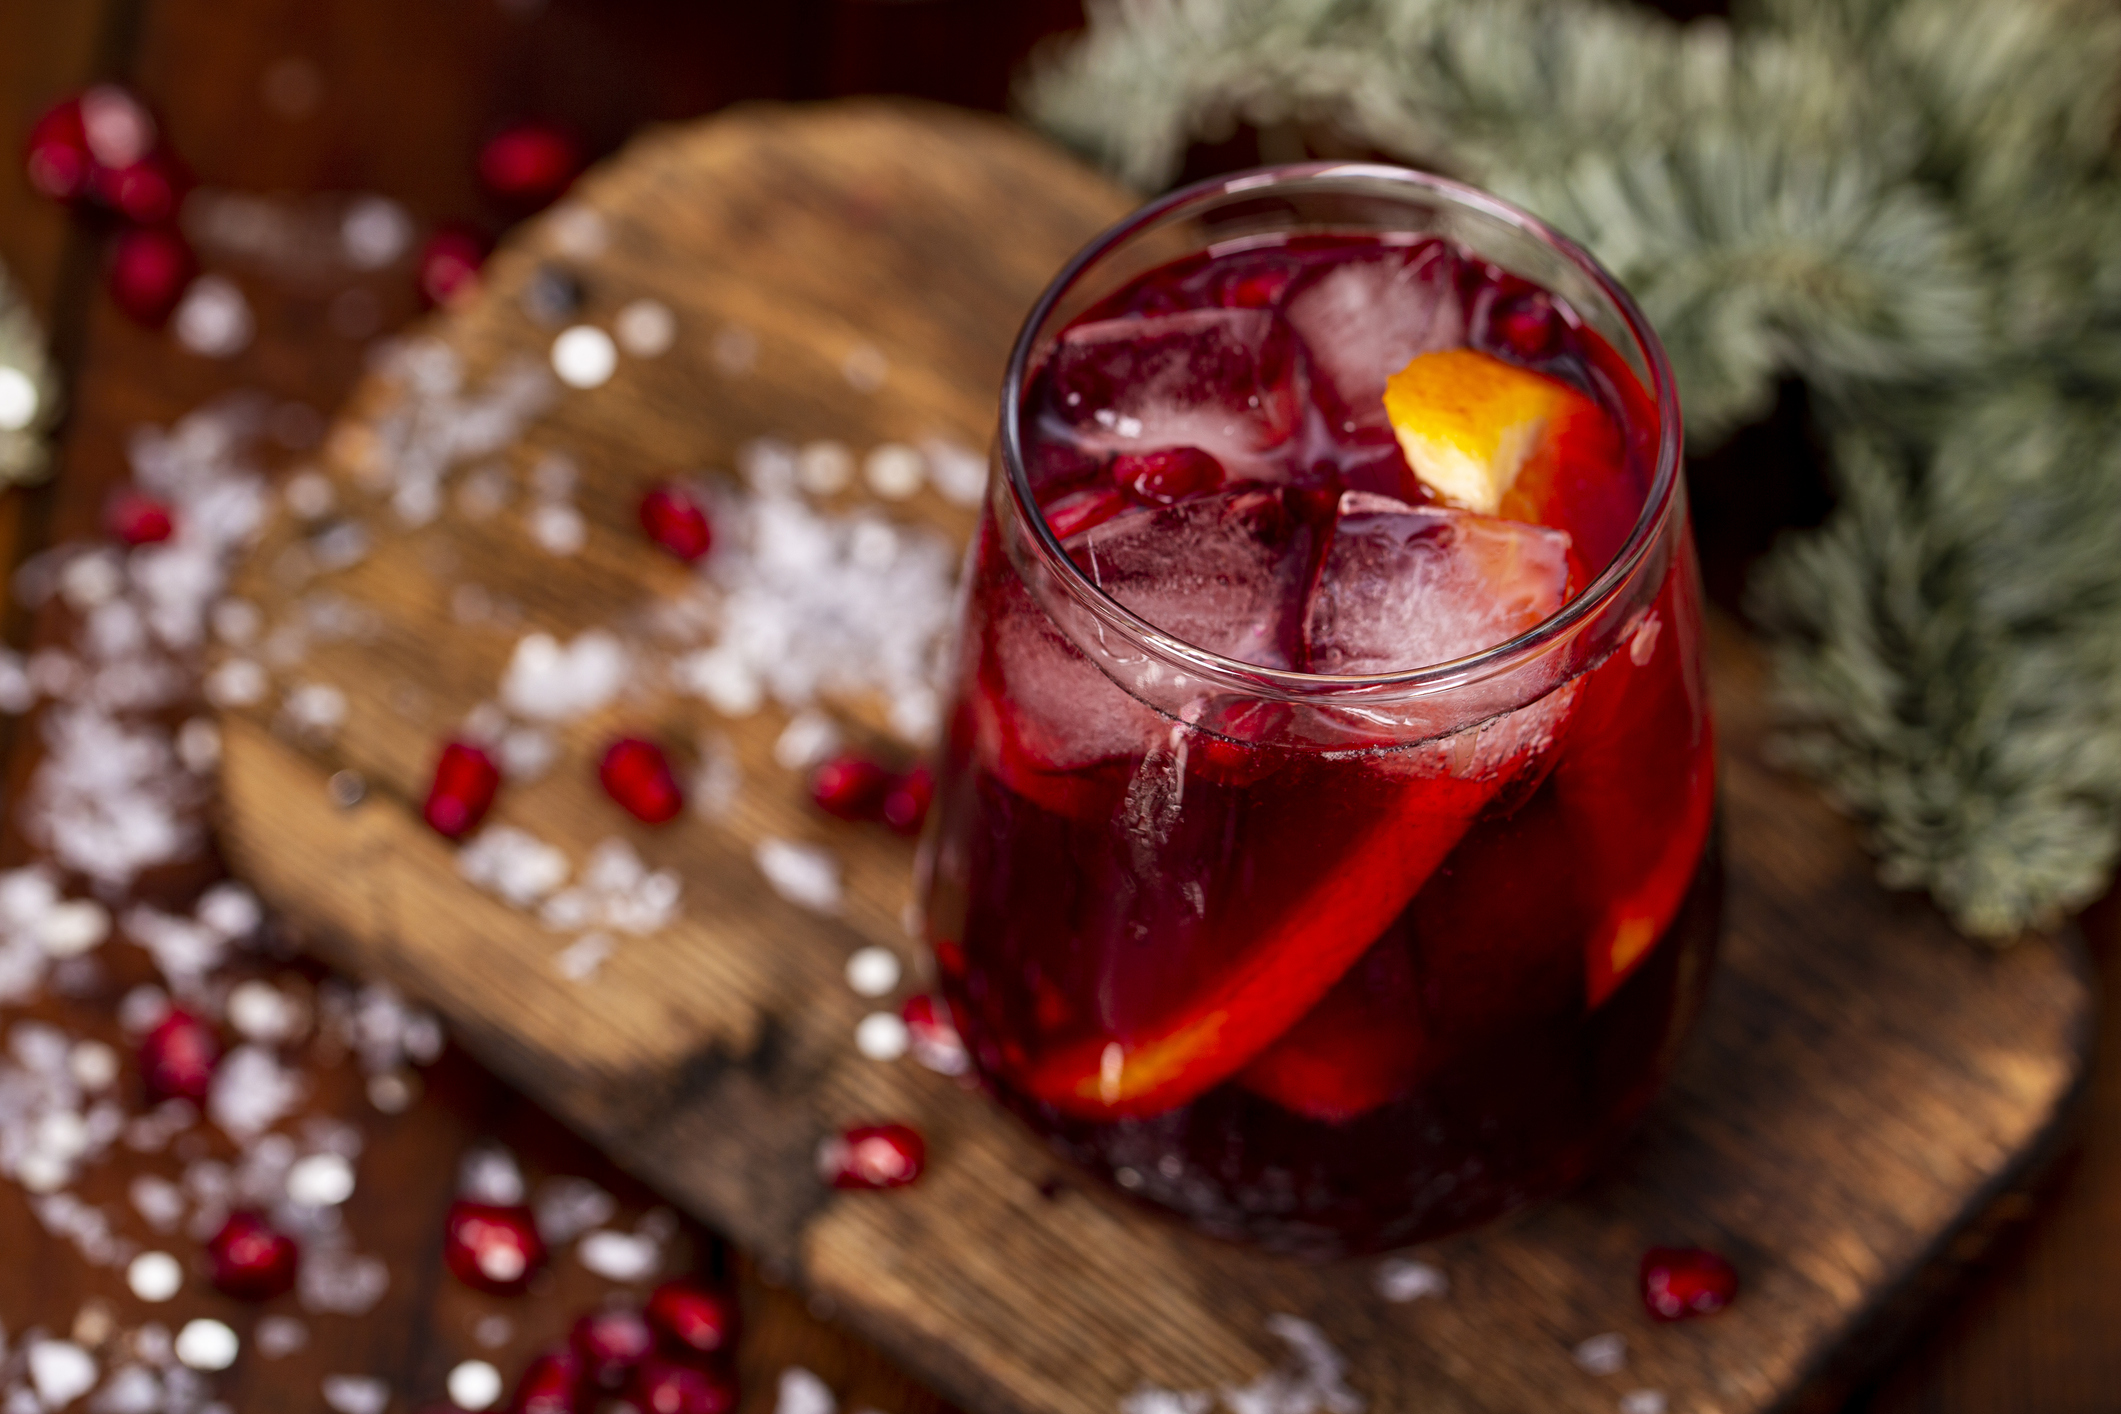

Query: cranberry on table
left=106, top=488, right=175, bottom=546
left=1639, top=1245, right=1739, bottom=1321
left=417, top=226, right=488, bottom=308
left=570, top=1307, right=654, bottom=1389
left=107, top=227, right=197, bottom=327
left=599, top=737, right=685, bottom=824
left=507, top=1347, right=582, bottom=1414
left=206, top=1210, right=300, bottom=1300
left=818, top=1122, right=926, bottom=1190
left=809, top=754, right=891, bottom=823
left=645, top=1280, right=738, bottom=1357
left=139, top=1006, right=218, bottom=1103
left=630, top=1356, right=738, bottom=1414
left=1114, top=447, right=1224, bottom=505
left=423, top=740, right=501, bottom=839
left=478, top=121, right=581, bottom=206
left=443, top=1200, right=547, bottom=1295
left=638, top=484, right=714, bottom=562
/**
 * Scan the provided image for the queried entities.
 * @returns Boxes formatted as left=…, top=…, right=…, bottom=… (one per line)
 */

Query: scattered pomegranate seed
left=638, top=484, right=714, bottom=562
left=423, top=740, right=501, bottom=840
left=901, top=995, right=969, bottom=1076
left=107, top=227, right=197, bottom=327
left=478, top=121, right=580, bottom=206
left=417, top=226, right=488, bottom=308
left=139, top=1007, right=218, bottom=1103
left=508, top=1347, right=583, bottom=1414
left=571, top=1307, right=654, bottom=1390
left=206, top=1210, right=299, bottom=1300
left=645, top=1281, right=738, bottom=1357
left=23, top=96, right=94, bottom=204
left=443, top=1200, right=547, bottom=1295
left=1114, top=447, right=1224, bottom=505
left=630, top=1357, right=737, bottom=1414
left=1640, top=1246, right=1739, bottom=1321
left=93, top=149, right=188, bottom=226
left=881, top=765, right=933, bottom=836
left=106, top=488, right=175, bottom=546
left=817, top=1122, right=926, bottom=1190
left=599, top=737, right=685, bottom=824
left=809, top=754, right=891, bottom=822
left=1042, top=484, right=1126, bottom=540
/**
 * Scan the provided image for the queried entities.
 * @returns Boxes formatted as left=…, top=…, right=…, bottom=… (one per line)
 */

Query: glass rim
left=997, top=160, right=1686, bottom=700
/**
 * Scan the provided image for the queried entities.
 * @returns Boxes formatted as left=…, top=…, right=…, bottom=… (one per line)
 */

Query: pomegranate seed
left=139, top=1007, right=218, bottom=1103
left=809, top=754, right=891, bottom=823
left=645, top=1281, right=738, bottom=1357
left=817, top=1122, right=925, bottom=1190
left=1114, top=447, right=1224, bottom=506
left=478, top=122, right=580, bottom=206
left=423, top=741, right=501, bottom=839
left=23, top=96, right=93, bottom=204
left=443, top=1200, right=547, bottom=1295
left=630, top=1357, right=737, bottom=1414
left=638, top=484, right=714, bottom=562
left=417, top=226, right=487, bottom=308
left=599, top=737, right=685, bottom=824
left=1042, top=484, right=1125, bottom=540
left=1219, top=267, right=1294, bottom=308
left=901, top=995, right=968, bottom=1076
left=206, top=1210, right=299, bottom=1300
left=106, top=488, right=175, bottom=546
left=881, top=765, right=933, bottom=836
left=93, top=150, right=187, bottom=226
left=1640, top=1246, right=1739, bottom=1321
left=571, top=1307, right=654, bottom=1389
left=107, top=226, right=196, bottom=327
left=1491, top=290, right=1559, bottom=360
left=508, top=1347, right=583, bottom=1414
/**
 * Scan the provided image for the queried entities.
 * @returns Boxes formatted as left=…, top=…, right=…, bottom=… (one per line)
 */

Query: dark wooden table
left=0, top=3, right=2113, bottom=1412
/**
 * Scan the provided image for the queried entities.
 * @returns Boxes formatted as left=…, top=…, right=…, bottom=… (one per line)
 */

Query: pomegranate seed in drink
left=443, top=1200, right=547, bottom=1295
left=817, top=1123, right=925, bottom=1190
left=107, top=488, right=175, bottom=546
left=645, top=1281, right=738, bottom=1357
left=108, top=227, right=197, bottom=327
left=424, top=741, right=501, bottom=839
left=809, top=754, right=891, bottom=822
left=638, top=484, right=714, bottom=562
left=508, top=1348, right=582, bottom=1414
left=599, top=737, right=685, bottom=824
left=1041, top=484, right=1126, bottom=540
left=139, top=1007, right=218, bottom=1103
left=901, top=995, right=969, bottom=1076
left=1639, top=1246, right=1738, bottom=1321
left=418, top=226, right=487, bottom=308
left=1114, top=447, right=1224, bottom=505
left=630, top=1357, right=738, bottom=1414
left=880, top=765, right=933, bottom=836
left=571, top=1307, right=654, bottom=1389
left=478, top=122, right=580, bottom=206
left=206, top=1211, right=299, bottom=1300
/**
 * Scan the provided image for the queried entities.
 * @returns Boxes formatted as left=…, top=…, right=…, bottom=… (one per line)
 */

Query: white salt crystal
left=711, top=324, right=758, bottom=376
left=841, top=343, right=887, bottom=393
left=126, top=1251, right=182, bottom=1303
left=547, top=204, right=609, bottom=260
left=1619, top=1393, right=1666, bottom=1414
left=862, top=443, right=924, bottom=500
left=577, top=1228, right=660, bottom=1282
left=129, top=1175, right=184, bottom=1231
left=499, top=630, right=627, bottom=722
left=776, top=1367, right=835, bottom=1414
left=474, top=1315, right=514, bottom=1349
left=499, top=726, right=556, bottom=780
left=283, top=470, right=335, bottom=520
left=299, top=1248, right=389, bottom=1315
left=283, top=681, right=347, bottom=733
left=226, top=981, right=295, bottom=1042
left=614, top=299, right=675, bottom=358
left=173, top=277, right=255, bottom=359
left=773, top=711, right=840, bottom=771
left=552, top=326, right=617, bottom=389
left=796, top=442, right=854, bottom=496
left=174, top=1320, right=238, bottom=1371
left=528, top=502, right=586, bottom=556
left=1222, top=1316, right=1363, bottom=1414
left=0, top=367, right=38, bottom=431
left=533, top=1177, right=615, bottom=1246
left=321, top=1374, right=389, bottom=1414
left=458, top=1146, right=525, bottom=1206
left=204, top=658, right=267, bottom=708
left=854, top=1012, right=908, bottom=1062
left=197, top=882, right=262, bottom=940
left=27, top=1341, right=96, bottom=1409
left=207, top=1045, right=303, bottom=1141
left=755, top=840, right=841, bottom=914
left=1120, top=1391, right=1212, bottom=1414
left=59, top=554, right=124, bottom=611
left=693, top=732, right=741, bottom=819
left=69, top=1041, right=119, bottom=1092
left=448, top=1360, right=503, bottom=1412
left=844, top=947, right=901, bottom=997
left=91, top=1364, right=163, bottom=1414
left=37, top=900, right=110, bottom=958
left=287, top=1153, right=356, bottom=1207
left=1375, top=1257, right=1447, bottom=1302
left=175, top=718, right=221, bottom=773
left=340, top=196, right=413, bottom=270
left=460, top=825, right=571, bottom=907
left=920, top=437, right=988, bottom=507
left=673, top=647, right=762, bottom=718
left=255, top=1315, right=308, bottom=1359
left=1573, top=1333, right=1626, bottom=1376
left=0, top=648, right=32, bottom=713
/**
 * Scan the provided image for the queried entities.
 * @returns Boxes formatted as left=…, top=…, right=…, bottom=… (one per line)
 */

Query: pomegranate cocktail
left=922, top=167, right=1717, bottom=1255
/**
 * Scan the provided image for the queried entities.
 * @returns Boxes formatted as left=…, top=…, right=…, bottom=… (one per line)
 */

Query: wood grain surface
left=205, top=99, right=2095, bottom=1414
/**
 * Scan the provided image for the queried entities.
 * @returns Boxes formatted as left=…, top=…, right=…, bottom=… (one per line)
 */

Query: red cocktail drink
left=922, top=167, right=1716, bottom=1255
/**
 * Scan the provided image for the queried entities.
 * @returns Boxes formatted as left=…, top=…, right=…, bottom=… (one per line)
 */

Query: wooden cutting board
left=213, top=99, right=2093, bottom=1414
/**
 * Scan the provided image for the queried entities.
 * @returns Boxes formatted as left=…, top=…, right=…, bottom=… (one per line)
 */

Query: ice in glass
left=921, top=167, right=1718, bottom=1256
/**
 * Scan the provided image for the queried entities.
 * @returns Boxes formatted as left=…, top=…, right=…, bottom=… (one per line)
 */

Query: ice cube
left=1285, top=242, right=1463, bottom=428
left=1046, top=308, right=1301, bottom=474
left=1306, top=492, right=1568, bottom=675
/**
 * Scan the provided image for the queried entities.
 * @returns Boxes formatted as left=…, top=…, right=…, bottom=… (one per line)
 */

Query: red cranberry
left=639, top=484, right=714, bottom=562
left=107, top=488, right=175, bottom=546
left=508, top=1347, right=583, bottom=1414
left=107, top=227, right=196, bottom=327
left=1114, top=447, right=1224, bottom=506
left=817, top=1122, right=925, bottom=1190
left=417, top=226, right=487, bottom=308
left=139, top=1007, right=218, bottom=1103
left=443, top=1200, right=547, bottom=1295
left=881, top=765, right=933, bottom=837
left=645, top=1281, right=738, bottom=1357
left=1042, top=484, right=1125, bottom=540
left=809, top=754, right=890, bottom=823
left=206, top=1210, right=299, bottom=1300
left=1640, top=1246, right=1739, bottom=1321
left=478, top=122, right=580, bottom=206
left=630, top=1357, right=737, bottom=1414
left=571, top=1307, right=654, bottom=1389
left=24, top=96, right=94, bottom=204
left=93, top=150, right=188, bottom=226
left=902, top=995, right=968, bottom=1077
left=600, top=737, right=685, bottom=824
left=423, top=741, right=501, bottom=839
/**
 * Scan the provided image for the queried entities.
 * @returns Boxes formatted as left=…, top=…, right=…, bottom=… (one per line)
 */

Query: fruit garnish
left=1236, top=937, right=1431, bottom=1122
left=1382, top=347, right=1576, bottom=516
